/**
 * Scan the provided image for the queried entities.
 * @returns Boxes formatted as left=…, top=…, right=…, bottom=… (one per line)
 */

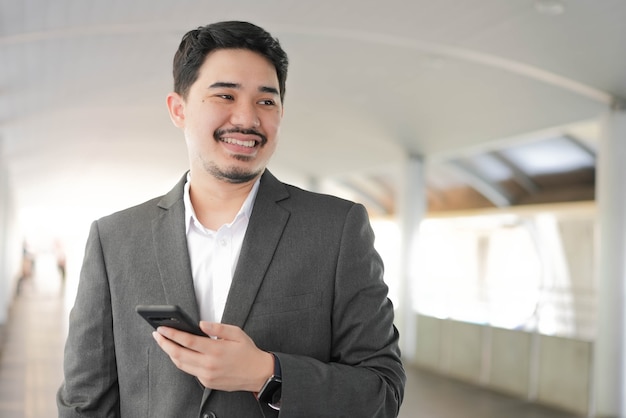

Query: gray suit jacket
left=57, top=170, right=405, bottom=418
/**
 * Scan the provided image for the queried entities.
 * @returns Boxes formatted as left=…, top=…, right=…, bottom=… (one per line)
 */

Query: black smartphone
left=136, top=304, right=205, bottom=336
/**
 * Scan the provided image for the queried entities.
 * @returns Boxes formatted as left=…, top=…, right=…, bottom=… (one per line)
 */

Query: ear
left=166, top=92, right=186, bottom=128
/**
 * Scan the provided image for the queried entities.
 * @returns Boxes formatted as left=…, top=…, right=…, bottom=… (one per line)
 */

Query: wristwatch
left=256, top=352, right=282, bottom=410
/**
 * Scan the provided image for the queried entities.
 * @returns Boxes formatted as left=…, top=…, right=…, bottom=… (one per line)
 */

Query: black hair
left=173, top=21, right=289, bottom=102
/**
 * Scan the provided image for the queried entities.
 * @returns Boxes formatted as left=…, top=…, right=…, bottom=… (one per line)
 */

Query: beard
left=204, top=127, right=267, bottom=183
left=202, top=159, right=262, bottom=184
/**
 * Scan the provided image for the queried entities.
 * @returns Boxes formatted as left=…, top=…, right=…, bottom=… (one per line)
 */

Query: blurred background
left=0, top=0, right=625, bottom=416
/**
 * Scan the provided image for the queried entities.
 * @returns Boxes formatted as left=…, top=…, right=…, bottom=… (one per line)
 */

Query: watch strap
left=256, top=352, right=282, bottom=410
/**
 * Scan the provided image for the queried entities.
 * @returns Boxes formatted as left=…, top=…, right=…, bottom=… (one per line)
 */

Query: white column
left=397, top=154, right=427, bottom=361
left=594, top=106, right=626, bottom=418
left=0, top=164, right=8, bottom=323
left=0, top=155, right=19, bottom=324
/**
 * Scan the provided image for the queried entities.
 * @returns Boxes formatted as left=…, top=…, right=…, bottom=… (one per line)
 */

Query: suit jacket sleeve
left=57, top=221, right=120, bottom=417
left=275, top=203, right=405, bottom=417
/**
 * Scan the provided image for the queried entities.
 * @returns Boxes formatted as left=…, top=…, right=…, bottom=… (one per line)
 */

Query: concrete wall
left=413, top=314, right=592, bottom=416
left=536, top=335, right=592, bottom=414
left=489, top=327, right=533, bottom=397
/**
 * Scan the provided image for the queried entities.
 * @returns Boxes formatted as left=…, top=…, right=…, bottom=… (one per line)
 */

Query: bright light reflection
left=412, top=215, right=547, bottom=330
left=371, top=219, right=401, bottom=306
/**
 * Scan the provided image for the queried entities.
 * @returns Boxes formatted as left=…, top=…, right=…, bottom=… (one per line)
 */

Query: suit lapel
left=221, top=171, right=290, bottom=328
left=151, top=174, right=200, bottom=321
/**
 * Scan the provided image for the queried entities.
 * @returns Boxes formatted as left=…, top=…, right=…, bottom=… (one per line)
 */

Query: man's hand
left=152, top=322, right=274, bottom=392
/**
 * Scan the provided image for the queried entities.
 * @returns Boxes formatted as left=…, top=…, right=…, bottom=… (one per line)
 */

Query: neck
left=189, top=171, right=260, bottom=230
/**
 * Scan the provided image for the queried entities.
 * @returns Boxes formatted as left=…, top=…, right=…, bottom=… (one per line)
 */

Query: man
left=57, top=21, right=405, bottom=417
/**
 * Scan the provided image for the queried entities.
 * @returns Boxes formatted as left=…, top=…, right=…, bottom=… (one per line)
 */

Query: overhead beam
left=491, top=151, right=540, bottom=194
left=564, top=135, right=597, bottom=159
left=447, top=160, right=513, bottom=208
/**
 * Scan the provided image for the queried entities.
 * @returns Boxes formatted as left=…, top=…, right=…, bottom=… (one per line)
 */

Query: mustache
left=214, top=128, right=267, bottom=145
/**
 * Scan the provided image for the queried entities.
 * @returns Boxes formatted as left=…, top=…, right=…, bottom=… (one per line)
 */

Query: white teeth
left=222, top=137, right=255, bottom=148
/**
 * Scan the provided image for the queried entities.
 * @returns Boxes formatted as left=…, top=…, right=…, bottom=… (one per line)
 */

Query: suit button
left=202, top=413, right=216, bottom=418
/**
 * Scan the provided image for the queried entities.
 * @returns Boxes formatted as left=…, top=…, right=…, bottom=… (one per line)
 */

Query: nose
left=230, top=100, right=260, bottom=128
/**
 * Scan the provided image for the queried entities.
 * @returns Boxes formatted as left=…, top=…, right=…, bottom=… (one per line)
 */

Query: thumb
left=199, top=322, right=243, bottom=341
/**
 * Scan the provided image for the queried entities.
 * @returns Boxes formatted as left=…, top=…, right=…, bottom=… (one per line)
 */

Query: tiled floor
left=398, top=368, right=583, bottom=418
left=0, top=260, right=66, bottom=418
left=0, top=262, right=583, bottom=418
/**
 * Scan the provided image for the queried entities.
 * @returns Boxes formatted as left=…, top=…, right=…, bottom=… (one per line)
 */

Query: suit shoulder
left=95, top=194, right=168, bottom=229
left=281, top=183, right=360, bottom=215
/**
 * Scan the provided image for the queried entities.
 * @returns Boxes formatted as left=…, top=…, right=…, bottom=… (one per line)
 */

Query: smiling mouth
left=214, top=128, right=267, bottom=149
left=220, top=137, right=257, bottom=148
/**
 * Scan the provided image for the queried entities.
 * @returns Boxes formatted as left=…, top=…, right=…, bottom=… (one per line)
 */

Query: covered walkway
left=0, top=260, right=583, bottom=418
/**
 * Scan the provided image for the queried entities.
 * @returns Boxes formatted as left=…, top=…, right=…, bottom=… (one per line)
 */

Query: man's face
left=167, top=48, right=283, bottom=184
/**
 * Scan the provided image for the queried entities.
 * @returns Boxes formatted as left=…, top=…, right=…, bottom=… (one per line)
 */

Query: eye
left=216, top=94, right=234, bottom=100
left=258, top=99, right=276, bottom=106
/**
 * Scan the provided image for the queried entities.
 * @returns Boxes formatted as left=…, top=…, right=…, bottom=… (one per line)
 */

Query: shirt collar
left=183, top=172, right=261, bottom=233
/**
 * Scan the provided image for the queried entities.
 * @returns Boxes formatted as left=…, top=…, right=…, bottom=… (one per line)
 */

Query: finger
left=153, top=331, right=205, bottom=379
left=198, top=322, right=220, bottom=339
left=152, top=331, right=184, bottom=359
left=152, top=330, right=166, bottom=346
left=155, top=325, right=176, bottom=340
left=156, top=326, right=202, bottom=352
left=201, top=322, right=246, bottom=342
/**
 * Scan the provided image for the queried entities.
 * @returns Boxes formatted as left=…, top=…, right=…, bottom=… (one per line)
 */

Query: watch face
left=271, top=386, right=282, bottom=405
left=258, top=376, right=282, bottom=404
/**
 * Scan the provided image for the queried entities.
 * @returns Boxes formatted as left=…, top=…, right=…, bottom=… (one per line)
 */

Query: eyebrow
left=209, top=82, right=279, bottom=96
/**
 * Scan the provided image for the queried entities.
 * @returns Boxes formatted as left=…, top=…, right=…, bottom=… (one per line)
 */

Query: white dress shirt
left=183, top=175, right=260, bottom=323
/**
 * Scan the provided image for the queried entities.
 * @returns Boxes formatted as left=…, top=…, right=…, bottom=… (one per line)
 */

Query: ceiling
left=1, top=0, right=625, bottom=238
